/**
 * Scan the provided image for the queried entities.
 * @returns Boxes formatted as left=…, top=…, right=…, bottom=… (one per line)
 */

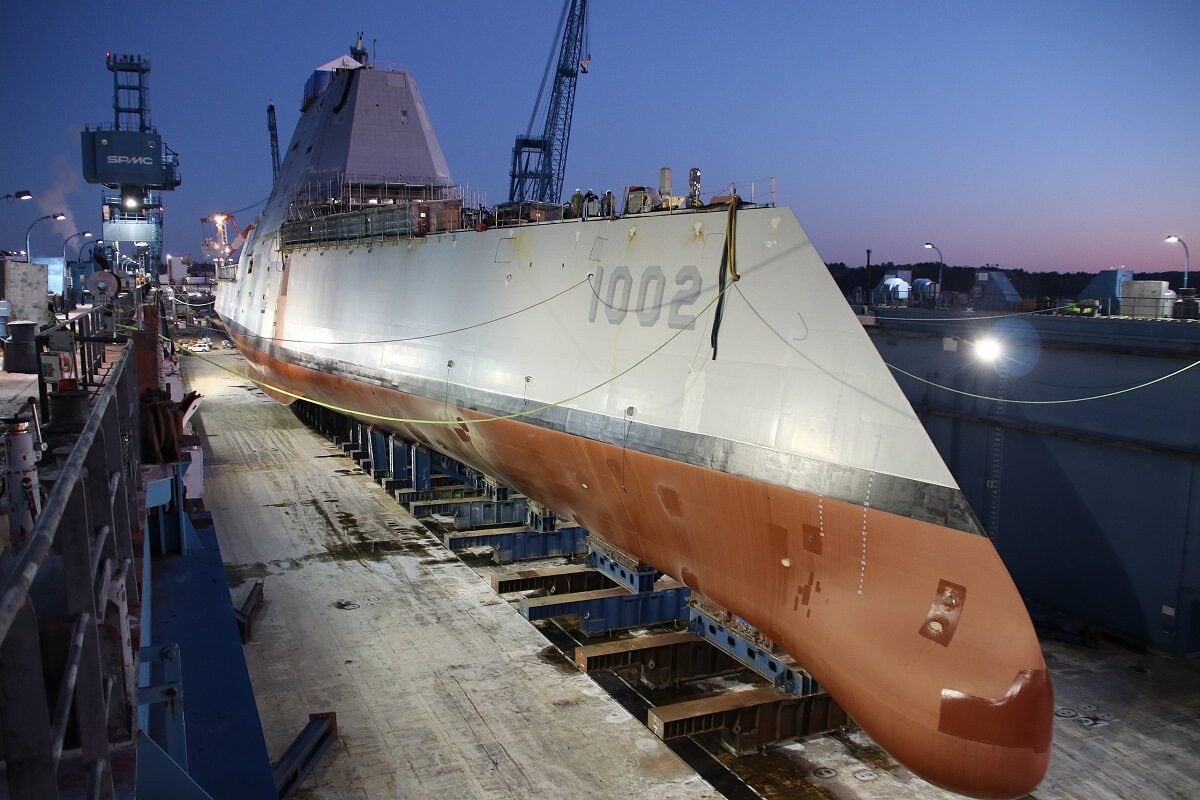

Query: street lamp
left=74, top=240, right=104, bottom=305
left=79, top=239, right=103, bottom=264
left=62, top=231, right=93, bottom=307
left=3, top=189, right=33, bottom=201
left=924, top=242, right=944, bottom=304
left=62, top=230, right=93, bottom=264
left=1166, top=235, right=1190, bottom=290
left=25, top=212, right=66, bottom=265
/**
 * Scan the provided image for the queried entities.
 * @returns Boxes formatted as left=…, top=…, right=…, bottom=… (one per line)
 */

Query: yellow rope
left=243, top=274, right=592, bottom=345
left=731, top=282, right=1200, bottom=406
left=171, top=280, right=733, bottom=425
left=885, top=359, right=1200, bottom=405
left=171, top=297, right=216, bottom=309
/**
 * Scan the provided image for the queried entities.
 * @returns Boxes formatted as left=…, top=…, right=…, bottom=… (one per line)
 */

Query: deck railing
left=0, top=338, right=142, bottom=798
left=227, top=173, right=778, bottom=265
left=34, top=302, right=132, bottom=423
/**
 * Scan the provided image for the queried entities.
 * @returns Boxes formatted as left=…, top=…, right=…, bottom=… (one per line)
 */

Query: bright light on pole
left=3, top=189, right=33, bottom=201
left=79, top=239, right=103, bottom=263
left=1166, top=235, right=1190, bottom=290
left=62, top=231, right=93, bottom=301
left=78, top=240, right=104, bottom=298
left=924, top=242, right=944, bottom=304
left=26, top=212, right=66, bottom=265
left=62, top=230, right=93, bottom=264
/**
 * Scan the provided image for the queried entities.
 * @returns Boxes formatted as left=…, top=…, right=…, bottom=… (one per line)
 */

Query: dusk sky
left=2, top=1, right=1197, bottom=273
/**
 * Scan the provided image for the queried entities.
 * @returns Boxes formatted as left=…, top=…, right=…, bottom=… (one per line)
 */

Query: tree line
left=824, top=261, right=1187, bottom=300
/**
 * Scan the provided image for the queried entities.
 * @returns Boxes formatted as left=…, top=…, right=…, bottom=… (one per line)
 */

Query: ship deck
left=186, top=349, right=1200, bottom=800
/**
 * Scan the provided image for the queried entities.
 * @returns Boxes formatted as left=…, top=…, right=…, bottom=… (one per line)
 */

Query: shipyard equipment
left=80, top=53, right=181, bottom=281
left=200, top=213, right=244, bottom=263
left=507, top=0, right=589, bottom=205
left=267, top=103, right=281, bottom=184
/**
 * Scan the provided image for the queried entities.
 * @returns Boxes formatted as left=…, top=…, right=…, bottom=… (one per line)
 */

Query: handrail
left=34, top=293, right=135, bottom=422
left=51, top=610, right=92, bottom=763
left=0, top=345, right=131, bottom=640
left=0, top=331, right=140, bottom=797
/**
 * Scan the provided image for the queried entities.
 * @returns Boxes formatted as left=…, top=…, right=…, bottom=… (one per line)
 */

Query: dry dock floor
left=186, top=352, right=715, bottom=799
left=187, top=350, right=1200, bottom=800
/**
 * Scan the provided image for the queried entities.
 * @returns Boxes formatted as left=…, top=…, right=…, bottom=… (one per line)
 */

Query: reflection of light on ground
left=179, top=350, right=247, bottom=398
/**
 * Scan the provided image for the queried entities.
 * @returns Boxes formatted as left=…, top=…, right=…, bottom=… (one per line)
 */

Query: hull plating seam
left=224, top=319, right=982, bottom=536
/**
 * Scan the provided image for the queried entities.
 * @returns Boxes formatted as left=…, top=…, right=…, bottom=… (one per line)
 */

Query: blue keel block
left=408, top=495, right=529, bottom=529
left=586, top=549, right=660, bottom=594
left=520, top=581, right=690, bottom=636
left=688, top=602, right=820, bottom=695
left=444, top=525, right=587, bottom=563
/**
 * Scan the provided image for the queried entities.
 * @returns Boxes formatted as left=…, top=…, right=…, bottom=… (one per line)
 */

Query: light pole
left=25, top=212, right=66, bottom=265
left=61, top=230, right=93, bottom=265
left=3, top=189, right=33, bottom=201
left=78, top=238, right=103, bottom=266
left=76, top=240, right=103, bottom=305
left=1166, top=235, right=1190, bottom=290
left=62, top=231, right=93, bottom=309
left=924, top=242, right=944, bottom=304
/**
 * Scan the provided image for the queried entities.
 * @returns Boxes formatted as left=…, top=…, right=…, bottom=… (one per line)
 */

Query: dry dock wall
left=868, top=312, right=1200, bottom=656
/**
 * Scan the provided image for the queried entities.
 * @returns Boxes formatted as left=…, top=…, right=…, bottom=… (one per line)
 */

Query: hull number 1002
left=587, top=265, right=703, bottom=329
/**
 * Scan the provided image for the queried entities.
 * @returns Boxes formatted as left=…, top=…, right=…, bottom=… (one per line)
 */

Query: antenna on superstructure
left=351, top=32, right=368, bottom=65
left=267, top=102, right=280, bottom=184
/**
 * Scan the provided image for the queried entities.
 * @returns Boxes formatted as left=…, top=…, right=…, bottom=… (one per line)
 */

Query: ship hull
left=215, top=57, right=1052, bottom=798
left=226, top=327, right=1052, bottom=798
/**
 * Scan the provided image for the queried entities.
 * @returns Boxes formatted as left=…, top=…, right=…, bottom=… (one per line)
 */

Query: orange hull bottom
left=232, top=338, right=1052, bottom=798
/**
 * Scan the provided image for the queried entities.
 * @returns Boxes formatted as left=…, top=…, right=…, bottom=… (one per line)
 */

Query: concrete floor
left=187, top=349, right=1200, bottom=800
left=0, top=368, right=39, bottom=418
left=187, top=351, right=716, bottom=799
left=677, top=636, right=1200, bottom=800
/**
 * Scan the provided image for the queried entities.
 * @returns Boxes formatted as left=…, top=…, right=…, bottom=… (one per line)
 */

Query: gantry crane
left=200, top=212, right=245, bottom=262
left=507, top=0, right=589, bottom=205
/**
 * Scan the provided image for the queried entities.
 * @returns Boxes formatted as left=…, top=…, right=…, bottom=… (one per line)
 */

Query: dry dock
left=185, top=349, right=1200, bottom=800
left=185, top=351, right=716, bottom=799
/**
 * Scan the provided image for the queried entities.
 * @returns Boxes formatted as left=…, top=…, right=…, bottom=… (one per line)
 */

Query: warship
left=215, top=41, right=1052, bottom=798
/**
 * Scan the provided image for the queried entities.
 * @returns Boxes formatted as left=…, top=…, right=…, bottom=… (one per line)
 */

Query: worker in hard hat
left=570, top=188, right=583, bottom=219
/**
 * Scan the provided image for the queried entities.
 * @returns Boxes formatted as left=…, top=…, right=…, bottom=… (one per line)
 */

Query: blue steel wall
left=869, top=314, right=1200, bottom=656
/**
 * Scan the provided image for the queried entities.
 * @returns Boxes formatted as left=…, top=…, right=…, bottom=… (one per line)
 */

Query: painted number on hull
left=588, top=265, right=702, bottom=330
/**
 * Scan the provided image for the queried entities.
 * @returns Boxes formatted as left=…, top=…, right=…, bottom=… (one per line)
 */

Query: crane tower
left=80, top=53, right=181, bottom=283
left=267, top=103, right=281, bottom=184
left=507, top=0, right=589, bottom=205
